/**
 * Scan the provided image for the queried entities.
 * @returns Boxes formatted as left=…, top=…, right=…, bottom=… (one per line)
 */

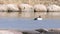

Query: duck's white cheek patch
left=37, top=18, right=43, bottom=20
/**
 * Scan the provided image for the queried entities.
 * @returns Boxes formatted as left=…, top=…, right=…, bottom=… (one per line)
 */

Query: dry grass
left=0, top=0, right=60, bottom=5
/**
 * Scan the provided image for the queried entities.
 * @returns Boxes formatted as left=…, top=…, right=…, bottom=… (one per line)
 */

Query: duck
left=34, top=16, right=42, bottom=20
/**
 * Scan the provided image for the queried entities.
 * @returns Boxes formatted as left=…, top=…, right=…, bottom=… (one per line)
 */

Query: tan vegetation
left=0, top=0, right=60, bottom=5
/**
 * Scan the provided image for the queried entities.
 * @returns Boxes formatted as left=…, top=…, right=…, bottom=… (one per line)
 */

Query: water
left=0, top=18, right=60, bottom=30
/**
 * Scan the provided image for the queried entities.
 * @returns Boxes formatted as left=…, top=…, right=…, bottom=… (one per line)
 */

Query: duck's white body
left=37, top=18, right=42, bottom=20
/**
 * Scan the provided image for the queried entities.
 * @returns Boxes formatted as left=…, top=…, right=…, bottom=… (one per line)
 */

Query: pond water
left=0, top=18, right=60, bottom=30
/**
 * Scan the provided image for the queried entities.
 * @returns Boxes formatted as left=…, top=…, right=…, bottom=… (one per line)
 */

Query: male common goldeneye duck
left=34, top=16, right=42, bottom=20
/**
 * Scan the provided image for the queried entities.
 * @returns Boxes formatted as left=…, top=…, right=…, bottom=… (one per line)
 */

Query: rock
left=47, top=4, right=60, bottom=12
left=34, top=4, right=47, bottom=12
left=18, top=4, right=34, bottom=18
